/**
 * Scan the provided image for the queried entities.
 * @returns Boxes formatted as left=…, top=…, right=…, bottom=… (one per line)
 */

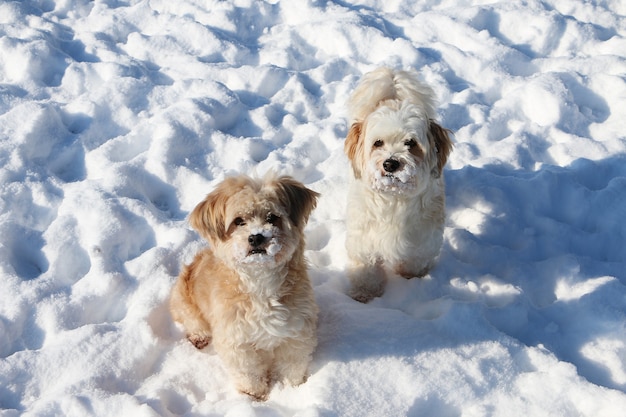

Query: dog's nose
left=383, top=159, right=400, bottom=173
left=248, top=234, right=265, bottom=247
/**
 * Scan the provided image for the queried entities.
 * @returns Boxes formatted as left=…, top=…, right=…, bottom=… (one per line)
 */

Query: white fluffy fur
left=170, top=174, right=319, bottom=400
left=344, top=67, right=453, bottom=303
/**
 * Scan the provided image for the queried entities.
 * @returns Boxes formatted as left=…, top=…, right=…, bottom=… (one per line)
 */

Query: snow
left=1, top=0, right=626, bottom=415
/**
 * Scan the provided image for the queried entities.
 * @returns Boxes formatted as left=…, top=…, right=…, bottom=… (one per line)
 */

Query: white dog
left=169, top=174, right=319, bottom=400
left=344, top=67, right=453, bottom=303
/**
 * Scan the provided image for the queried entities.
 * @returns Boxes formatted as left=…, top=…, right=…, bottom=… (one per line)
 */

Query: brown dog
left=170, top=174, right=319, bottom=400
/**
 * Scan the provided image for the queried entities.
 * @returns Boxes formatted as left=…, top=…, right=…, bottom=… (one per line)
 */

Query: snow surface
left=1, top=0, right=626, bottom=416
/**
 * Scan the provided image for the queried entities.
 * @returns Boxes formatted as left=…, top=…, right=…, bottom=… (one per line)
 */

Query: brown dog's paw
left=241, top=388, right=269, bottom=402
left=187, top=334, right=211, bottom=349
left=284, top=373, right=308, bottom=387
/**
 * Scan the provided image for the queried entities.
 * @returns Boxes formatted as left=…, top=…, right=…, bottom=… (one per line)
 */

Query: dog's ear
left=275, top=176, right=319, bottom=228
left=344, top=122, right=364, bottom=179
left=428, top=120, right=453, bottom=178
left=189, top=185, right=230, bottom=243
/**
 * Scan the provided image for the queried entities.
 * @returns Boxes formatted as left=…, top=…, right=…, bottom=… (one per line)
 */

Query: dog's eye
left=234, top=217, right=246, bottom=226
left=373, top=139, right=384, bottom=148
left=266, top=213, right=280, bottom=225
left=405, top=139, right=417, bottom=148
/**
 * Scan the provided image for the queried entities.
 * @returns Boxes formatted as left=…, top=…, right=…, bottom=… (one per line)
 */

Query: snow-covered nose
left=248, top=234, right=266, bottom=247
left=383, top=158, right=400, bottom=172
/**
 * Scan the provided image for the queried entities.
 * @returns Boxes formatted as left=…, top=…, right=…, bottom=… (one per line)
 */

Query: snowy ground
left=1, top=0, right=626, bottom=416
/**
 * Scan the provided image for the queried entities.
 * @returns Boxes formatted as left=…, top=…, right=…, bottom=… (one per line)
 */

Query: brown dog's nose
left=248, top=234, right=265, bottom=247
left=383, top=159, right=400, bottom=173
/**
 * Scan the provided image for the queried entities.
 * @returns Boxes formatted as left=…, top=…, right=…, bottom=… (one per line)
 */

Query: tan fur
left=170, top=174, right=319, bottom=400
left=344, top=122, right=364, bottom=178
left=428, top=120, right=453, bottom=177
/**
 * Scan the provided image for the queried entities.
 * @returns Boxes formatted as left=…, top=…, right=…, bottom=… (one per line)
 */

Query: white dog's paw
left=349, top=278, right=386, bottom=303
left=394, top=263, right=431, bottom=279
left=237, top=374, right=271, bottom=401
left=347, top=263, right=386, bottom=303
left=348, top=264, right=387, bottom=303
left=349, top=286, right=383, bottom=303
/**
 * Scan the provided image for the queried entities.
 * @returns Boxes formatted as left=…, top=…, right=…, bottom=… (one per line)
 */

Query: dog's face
left=345, top=101, right=452, bottom=195
left=189, top=175, right=318, bottom=271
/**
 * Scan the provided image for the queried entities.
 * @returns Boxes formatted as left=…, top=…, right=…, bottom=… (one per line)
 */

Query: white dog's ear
left=428, top=120, right=453, bottom=178
left=189, top=185, right=230, bottom=243
left=274, top=177, right=319, bottom=228
left=345, top=122, right=364, bottom=178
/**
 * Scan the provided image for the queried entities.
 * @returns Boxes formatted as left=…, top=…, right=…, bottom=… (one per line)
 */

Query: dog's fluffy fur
left=344, top=67, right=453, bottom=303
left=170, top=174, right=319, bottom=400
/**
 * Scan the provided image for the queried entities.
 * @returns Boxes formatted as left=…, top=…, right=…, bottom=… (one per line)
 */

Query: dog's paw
left=395, top=265, right=430, bottom=279
left=285, top=373, right=308, bottom=387
left=241, top=387, right=269, bottom=401
left=349, top=286, right=382, bottom=303
left=187, top=334, right=211, bottom=349
left=395, top=268, right=430, bottom=279
left=237, top=377, right=270, bottom=401
left=347, top=263, right=386, bottom=302
left=279, top=367, right=309, bottom=387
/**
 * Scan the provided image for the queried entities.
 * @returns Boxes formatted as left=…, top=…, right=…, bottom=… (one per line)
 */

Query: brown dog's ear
left=428, top=120, right=453, bottom=178
left=274, top=176, right=319, bottom=228
left=344, top=122, right=364, bottom=179
left=189, top=184, right=230, bottom=243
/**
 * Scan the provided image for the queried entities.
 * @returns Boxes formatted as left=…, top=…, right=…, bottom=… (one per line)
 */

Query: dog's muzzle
left=248, top=234, right=267, bottom=254
left=383, top=158, right=400, bottom=173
